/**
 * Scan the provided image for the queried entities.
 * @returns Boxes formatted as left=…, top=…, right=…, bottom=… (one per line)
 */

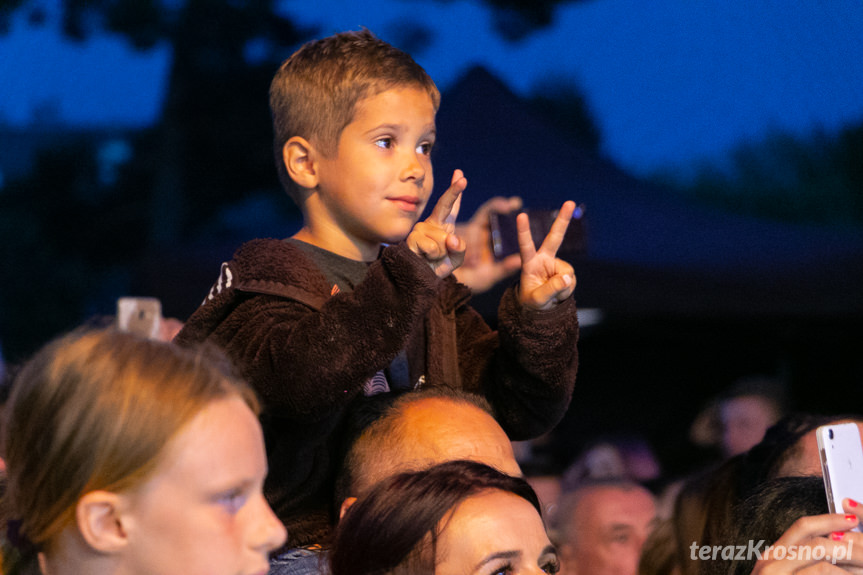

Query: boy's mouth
left=388, top=196, right=421, bottom=212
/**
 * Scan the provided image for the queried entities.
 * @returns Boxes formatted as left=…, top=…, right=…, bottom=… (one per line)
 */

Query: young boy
left=175, top=29, right=579, bottom=552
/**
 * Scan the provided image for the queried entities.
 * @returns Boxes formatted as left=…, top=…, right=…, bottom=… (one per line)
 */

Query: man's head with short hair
left=334, top=388, right=521, bottom=513
left=550, top=479, right=657, bottom=575
left=269, top=29, right=440, bottom=201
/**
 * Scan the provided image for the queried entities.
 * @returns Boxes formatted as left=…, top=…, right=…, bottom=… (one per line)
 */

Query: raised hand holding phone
left=817, top=422, right=863, bottom=533
left=453, top=195, right=524, bottom=293
left=407, top=169, right=467, bottom=278
left=517, top=200, right=577, bottom=310
left=749, top=503, right=861, bottom=574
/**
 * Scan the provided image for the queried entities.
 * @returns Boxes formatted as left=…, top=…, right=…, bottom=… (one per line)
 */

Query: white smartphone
left=817, top=422, right=863, bottom=530
left=116, top=296, right=163, bottom=340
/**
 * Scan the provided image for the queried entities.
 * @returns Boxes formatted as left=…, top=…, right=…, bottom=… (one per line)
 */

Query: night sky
left=2, top=0, right=863, bottom=177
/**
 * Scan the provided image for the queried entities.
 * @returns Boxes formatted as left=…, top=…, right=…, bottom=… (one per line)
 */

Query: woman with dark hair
left=724, top=477, right=863, bottom=575
left=329, top=459, right=560, bottom=575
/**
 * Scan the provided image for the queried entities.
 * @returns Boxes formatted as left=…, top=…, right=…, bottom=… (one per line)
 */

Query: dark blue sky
left=2, top=0, right=862, bottom=177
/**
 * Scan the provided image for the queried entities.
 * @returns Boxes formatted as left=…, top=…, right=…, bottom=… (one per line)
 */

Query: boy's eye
left=374, top=137, right=393, bottom=149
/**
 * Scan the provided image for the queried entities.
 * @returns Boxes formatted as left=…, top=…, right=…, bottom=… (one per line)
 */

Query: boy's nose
left=400, top=151, right=426, bottom=183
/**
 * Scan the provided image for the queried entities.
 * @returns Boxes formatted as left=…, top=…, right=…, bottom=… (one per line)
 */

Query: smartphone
left=817, top=422, right=863, bottom=529
left=489, top=204, right=587, bottom=260
left=116, top=296, right=163, bottom=340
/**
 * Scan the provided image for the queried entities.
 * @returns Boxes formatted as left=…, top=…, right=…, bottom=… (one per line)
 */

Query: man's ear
left=75, top=491, right=129, bottom=553
left=283, top=136, right=320, bottom=190
left=338, top=496, right=358, bottom=521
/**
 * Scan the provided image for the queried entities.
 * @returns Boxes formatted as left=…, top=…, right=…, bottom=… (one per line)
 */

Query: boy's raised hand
left=407, top=170, right=467, bottom=278
left=517, top=201, right=577, bottom=310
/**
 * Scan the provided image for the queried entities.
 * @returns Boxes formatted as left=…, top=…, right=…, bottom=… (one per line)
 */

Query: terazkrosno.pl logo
left=690, top=540, right=853, bottom=565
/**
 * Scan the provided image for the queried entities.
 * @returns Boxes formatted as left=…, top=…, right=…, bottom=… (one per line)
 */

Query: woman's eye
left=540, top=552, right=560, bottom=574
left=490, top=564, right=513, bottom=575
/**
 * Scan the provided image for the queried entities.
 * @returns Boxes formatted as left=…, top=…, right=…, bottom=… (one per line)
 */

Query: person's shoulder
left=234, top=237, right=302, bottom=261
left=231, top=238, right=323, bottom=286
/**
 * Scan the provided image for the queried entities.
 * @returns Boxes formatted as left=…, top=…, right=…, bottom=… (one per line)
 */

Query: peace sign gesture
left=407, top=170, right=467, bottom=278
left=517, top=201, right=577, bottom=310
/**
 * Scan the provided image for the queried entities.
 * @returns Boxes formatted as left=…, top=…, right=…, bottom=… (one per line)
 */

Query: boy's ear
left=283, top=136, right=320, bottom=190
left=75, top=491, right=130, bottom=553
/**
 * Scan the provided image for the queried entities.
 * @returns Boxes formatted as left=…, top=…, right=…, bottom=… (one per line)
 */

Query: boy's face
left=311, top=87, right=437, bottom=259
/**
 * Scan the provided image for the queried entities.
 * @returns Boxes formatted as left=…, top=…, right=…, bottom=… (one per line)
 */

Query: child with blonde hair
left=1, top=328, right=286, bottom=575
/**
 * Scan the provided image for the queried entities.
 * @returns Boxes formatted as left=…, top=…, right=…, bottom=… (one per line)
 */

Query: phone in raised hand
left=817, top=421, right=863, bottom=531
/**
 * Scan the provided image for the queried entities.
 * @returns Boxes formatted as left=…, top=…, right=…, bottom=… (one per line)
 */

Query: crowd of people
left=1, top=28, right=861, bottom=575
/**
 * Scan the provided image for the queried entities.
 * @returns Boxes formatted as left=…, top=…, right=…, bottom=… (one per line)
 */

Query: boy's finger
left=524, top=274, right=575, bottom=309
left=429, top=170, right=466, bottom=225
left=446, top=234, right=466, bottom=270
left=516, top=212, right=537, bottom=260
left=445, top=189, right=462, bottom=228
left=538, top=201, right=576, bottom=255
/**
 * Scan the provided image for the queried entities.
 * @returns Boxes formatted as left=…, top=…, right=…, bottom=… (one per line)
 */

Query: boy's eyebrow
left=363, top=123, right=436, bottom=137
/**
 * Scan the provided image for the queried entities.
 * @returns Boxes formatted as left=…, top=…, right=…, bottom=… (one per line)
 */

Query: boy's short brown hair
left=269, top=29, right=440, bottom=201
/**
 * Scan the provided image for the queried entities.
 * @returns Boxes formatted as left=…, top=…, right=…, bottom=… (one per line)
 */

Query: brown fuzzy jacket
left=175, top=238, right=578, bottom=546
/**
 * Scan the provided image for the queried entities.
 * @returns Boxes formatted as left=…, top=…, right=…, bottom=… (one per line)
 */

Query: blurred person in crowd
left=550, top=478, right=657, bottom=575
left=690, top=376, right=788, bottom=459
left=560, top=433, right=662, bottom=491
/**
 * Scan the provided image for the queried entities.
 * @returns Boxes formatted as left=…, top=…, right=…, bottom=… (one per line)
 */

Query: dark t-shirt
left=287, top=238, right=372, bottom=293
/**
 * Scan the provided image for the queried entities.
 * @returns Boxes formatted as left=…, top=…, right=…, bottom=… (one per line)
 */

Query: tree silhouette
left=655, top=122, right=863, bottom=228
left=5, top=0, right=311, bottom=245
left=0, top=0, right=312, bottom=359
left=526, top=78, right=601, bottom=153
left=479, top=0, right=590, bottom=40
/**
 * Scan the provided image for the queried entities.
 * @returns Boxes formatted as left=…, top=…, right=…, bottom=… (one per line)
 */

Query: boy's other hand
left=517, top=201, right=577, bottom=310
left=453, top=195, right=523, bottom=294
left=407, top=170, right=467, bottom=278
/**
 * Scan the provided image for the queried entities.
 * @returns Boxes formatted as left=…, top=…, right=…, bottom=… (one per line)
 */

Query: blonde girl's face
left=119, top=395, right=287, bottom=575
left=435, top=489, right=559, bottom=575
